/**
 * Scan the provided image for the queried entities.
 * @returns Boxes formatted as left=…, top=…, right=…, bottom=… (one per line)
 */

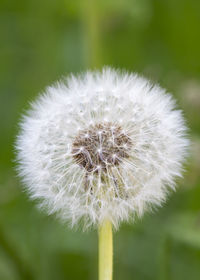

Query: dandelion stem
left=98, top=220, right=113, bottom=280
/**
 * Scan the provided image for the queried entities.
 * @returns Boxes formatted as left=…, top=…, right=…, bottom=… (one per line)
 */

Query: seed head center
left=72, top=122, right=132, bottom=172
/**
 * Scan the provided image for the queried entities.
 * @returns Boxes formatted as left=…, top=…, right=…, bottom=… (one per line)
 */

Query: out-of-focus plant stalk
left=82, top=0, right=102, bottom=68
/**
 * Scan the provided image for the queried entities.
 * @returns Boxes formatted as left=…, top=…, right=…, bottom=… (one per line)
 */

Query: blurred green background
left=0, top=0, right=200, bottom=279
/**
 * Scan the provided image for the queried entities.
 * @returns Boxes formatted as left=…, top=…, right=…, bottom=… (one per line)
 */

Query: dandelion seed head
left=16, top=67, right=189, bottom=229
left=72, top=122, right=132, bottom=173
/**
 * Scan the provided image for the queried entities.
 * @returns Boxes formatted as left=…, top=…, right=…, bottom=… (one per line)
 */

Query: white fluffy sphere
left=16, top=68, right=189, bottom=229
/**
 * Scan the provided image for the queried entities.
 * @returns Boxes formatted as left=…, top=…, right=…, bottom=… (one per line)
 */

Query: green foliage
left=0, top=0, right=200, bottom=279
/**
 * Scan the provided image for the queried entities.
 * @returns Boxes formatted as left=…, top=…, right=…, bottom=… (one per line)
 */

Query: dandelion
left=16, top=67, right=189, bottom=280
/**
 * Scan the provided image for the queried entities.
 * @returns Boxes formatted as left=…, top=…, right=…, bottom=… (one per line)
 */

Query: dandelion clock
left=16, top=68, right=189, bottom=280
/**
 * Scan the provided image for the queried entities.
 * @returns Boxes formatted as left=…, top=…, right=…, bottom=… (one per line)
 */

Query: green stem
left=82, top=0, right=102, bottom=68
left=98, top=220, right=113, bottom=280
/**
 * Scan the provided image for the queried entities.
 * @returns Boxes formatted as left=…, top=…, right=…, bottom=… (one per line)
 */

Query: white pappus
left=16, top=68, right=189, bottom=229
